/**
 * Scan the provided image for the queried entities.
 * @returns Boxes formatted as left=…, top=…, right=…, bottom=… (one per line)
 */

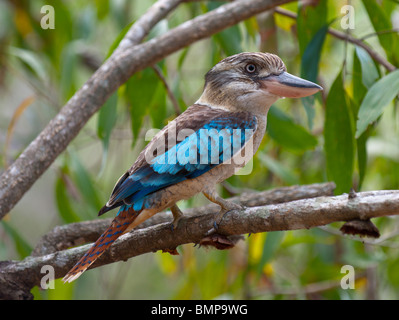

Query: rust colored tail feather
left=63, top=207, right=138, bottom=283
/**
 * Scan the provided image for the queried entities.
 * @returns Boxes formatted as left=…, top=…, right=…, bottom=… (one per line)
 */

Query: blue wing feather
left=106, top=110, right=258, bottom=213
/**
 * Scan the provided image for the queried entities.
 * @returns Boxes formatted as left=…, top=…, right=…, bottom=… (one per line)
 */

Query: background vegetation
left=0, top=0, right=398, bottom=299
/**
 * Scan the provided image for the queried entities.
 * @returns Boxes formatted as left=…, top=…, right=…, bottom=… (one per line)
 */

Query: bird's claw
left=206, top=202, right=244, bottom=235
left=169, top=215, right=182, bottom=232
left=170, top=204, right=184, bottom=232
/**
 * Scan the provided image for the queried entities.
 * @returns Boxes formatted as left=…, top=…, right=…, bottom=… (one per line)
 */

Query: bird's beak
left=260, top=72, right=322, bottom=98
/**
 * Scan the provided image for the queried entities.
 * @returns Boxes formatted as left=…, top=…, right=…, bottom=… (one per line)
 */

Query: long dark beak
left=260, top=72, right=322, bottom=98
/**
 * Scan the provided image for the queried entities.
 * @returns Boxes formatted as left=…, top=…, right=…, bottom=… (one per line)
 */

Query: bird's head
left=196, top=52, right=322, bottom=113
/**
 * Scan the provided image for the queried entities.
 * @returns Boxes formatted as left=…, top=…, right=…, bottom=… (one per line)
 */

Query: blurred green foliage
left=0, top=0, right=399, bottom=300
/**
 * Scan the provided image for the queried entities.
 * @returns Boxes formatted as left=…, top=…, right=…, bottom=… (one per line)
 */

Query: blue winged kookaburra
left=63, top=52, right=322, bottom=282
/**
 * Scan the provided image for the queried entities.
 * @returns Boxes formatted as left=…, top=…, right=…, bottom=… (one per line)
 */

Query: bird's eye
left=245, top=64, right=256, bottom=73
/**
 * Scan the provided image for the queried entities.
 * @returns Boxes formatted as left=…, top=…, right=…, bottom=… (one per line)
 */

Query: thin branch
left=0, top=0, right=291, bottom=219
left=116, top=0, right=182, bottom=50
left=360, top=29, right=399, bottom=41
left=152, top=64, right=183, bottom=115
left=274, top=7, right=397, bottom=72
left=1, top=187, right=399, bottom=299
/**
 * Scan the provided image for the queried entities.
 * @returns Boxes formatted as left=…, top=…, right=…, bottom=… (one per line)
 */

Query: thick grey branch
left=2, top=186, right=399, bottom=300
left=32, top=182, right=336, bottom=256
left=0, top=0, right=290, bottom=219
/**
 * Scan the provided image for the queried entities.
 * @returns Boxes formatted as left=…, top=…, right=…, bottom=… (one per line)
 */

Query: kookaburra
left=63, top=52, right=322, bottom=283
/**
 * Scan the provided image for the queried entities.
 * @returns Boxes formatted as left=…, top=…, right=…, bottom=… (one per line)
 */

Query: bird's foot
left=206, top=202, right=244, bottom=235
left=170, top=215, right=183, bottom=232
left=170, top=204, right=184, bottom=231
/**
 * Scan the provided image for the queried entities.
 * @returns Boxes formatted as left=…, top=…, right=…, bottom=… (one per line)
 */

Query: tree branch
left=3, top=184, right=399, bottom=300
left=0, top=0, right=291, bottom=219
left=152, top=64, right=183, bottom=115
left=0, top=0, right=181, bottom=218
left=274, top=7, right=397, bottom=72
left=32, top=182, right=336, bottom=256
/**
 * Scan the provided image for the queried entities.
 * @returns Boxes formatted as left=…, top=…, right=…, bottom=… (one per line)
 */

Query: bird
left=63, top=52, right=322, bottom=282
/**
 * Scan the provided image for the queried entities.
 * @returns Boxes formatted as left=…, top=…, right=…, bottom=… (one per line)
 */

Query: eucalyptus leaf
left=126, top=67, right=159, bottom=143
left=362, top=0, right=399, bottom=65
left=213, top=24, right=243, bottom=56
left=55, top=174, right=81, bottom=223
left=352, top=48, right=368, bottom=105
left=355, top=46, right=379, bottom=89
left=70, top=153, right=103, bottom=216
left=97, top=92, right=118, bottom=175
left=258, top=153, right=299, bottom=185
left=267, top=106, right=318, bottom=152
left=324, top=71, right=355, bottom=195
left=97, top=92, right=118, bottom=149
left=105, top=20, right=134, bottom=59
left=300, top=24, right=328, bottom=129
left=8, top=46, right=47, bottom=81
left=256, top=231, right=285, bottom=277
left=356, top=69, right=399, bottom=138
left=1, top=221, right=32, bottom=259
left=296, top=0, right=327, bottom=57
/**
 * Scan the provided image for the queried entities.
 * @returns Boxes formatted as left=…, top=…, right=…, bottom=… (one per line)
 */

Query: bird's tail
left=63, top=206, right=138, bottom=283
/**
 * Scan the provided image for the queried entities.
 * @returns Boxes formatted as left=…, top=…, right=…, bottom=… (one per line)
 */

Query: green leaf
left=296, top=1, right=328, bottom=129
left=267, top=106, right=318, bottom=152
left=350, top=51, right=369, bottom=189
left=355, top=69, right=399, bottom=138
left=352, top=48, right=368, bottom=105
left=356, top=129, right=369, bottom=190
left=207, top=0, right=242, bottom=56
left=60, top=42, right=79, bottom=100
left=105, top=20, right=134, bottom=59
left=297, top=1, right=328, bottom=57
left=95, top=0, right=110, bottom=20
left=213, top=24, right=243, bottom=56
left=47, top=279, right=75, bottom=300
left=149, top=79, right=167, bottom=129
left=177, top=47, right=190, bottom=70
left=0, top=1, right=12, bottom=39
left=355, top=46, right=379, bottom=89
left=97, top=92, right=118, bottom=149
left=1, top=221, right=32, bottom=259
left=258, top=153, right=299, bottom=185
left=324, top=71, right=355, bottom=195
left=70, top=153, right=103, bottom=216
left=97, top=92, right=118, bottom=175
left=243, top=16, right=258, bottom=40
left=55, top=174, right=81, bottom=223
left=8, top=46, right=47, bottom=81
left=347, top=89, right=369, bottom=190
left=126, top=67, right=159, bottom=143
left=44, top=0, right=73, bottom=70
left=300, top=24, right=328, bottom=128
left=362, top=0, right=399, bottom=65
left=256, top=231, right=285, bottom=276
left=301, top=24, right=328, bottom=83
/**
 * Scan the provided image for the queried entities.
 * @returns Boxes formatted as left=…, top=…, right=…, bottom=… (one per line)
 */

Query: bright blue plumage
left=111, top=114, right=257, bottom=213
